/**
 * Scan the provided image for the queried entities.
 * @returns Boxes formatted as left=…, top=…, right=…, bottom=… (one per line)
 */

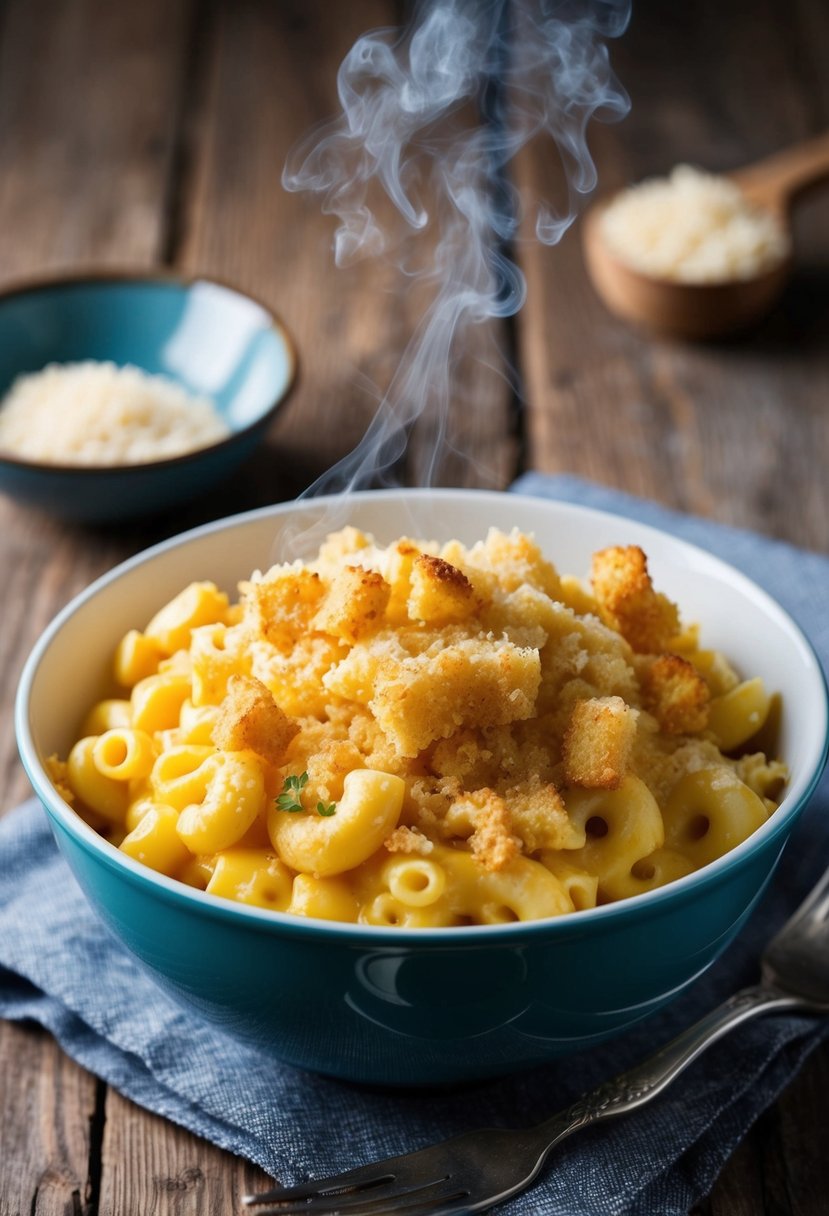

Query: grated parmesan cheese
left=0, top=361, right=230, bottom=466
left=600, top=165, right=790, bottom=284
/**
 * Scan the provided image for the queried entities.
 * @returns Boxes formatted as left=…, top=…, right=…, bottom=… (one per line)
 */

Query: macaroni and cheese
left=51, top=527, right=787, bottom=926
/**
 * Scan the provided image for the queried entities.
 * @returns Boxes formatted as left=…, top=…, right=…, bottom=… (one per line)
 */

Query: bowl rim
left=15, top=487, right=829, bottom=943
left=0, top=266, right=299, bottom=476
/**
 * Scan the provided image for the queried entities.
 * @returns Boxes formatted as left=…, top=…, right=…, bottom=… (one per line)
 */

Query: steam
left=283, top=0, right=630, bottom=499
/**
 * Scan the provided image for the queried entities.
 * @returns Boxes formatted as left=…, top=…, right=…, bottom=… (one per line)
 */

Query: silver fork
left=244, top=864, right=829, bottom=1216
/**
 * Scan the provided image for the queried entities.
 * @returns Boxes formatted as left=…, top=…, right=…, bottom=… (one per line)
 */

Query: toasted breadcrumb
left=297, top=737, right=368, bottom=805
left=243, top=567, right=324, bottom=653
left=316, top=526, right=373, bottom=565
left=446, top=788, right=521, bottom=871
left=563, top=695, right=637, bottom=789
left=314, top=565, right=391, bottom=644
left=250, top=635, right=347, bottom=719
left=369, top=637, right=541, bottom=757
left=407, top=554, right=477, bottom=624
left=384, top=540, right=426, bottom=624
left=639, top=654, right=710, bottom=735
left=430, top=729, right=494, bottom=783
left=384, top=825, right=435, bottom=855
left=557, top=574, right=601, bottom=616
left=463, top=528, right=562, bottom=598
left=212, top=674, right=299, bottom=766
left=591, top=546, right=680, bottom=653
left=501, top=776, right=582, bottom=852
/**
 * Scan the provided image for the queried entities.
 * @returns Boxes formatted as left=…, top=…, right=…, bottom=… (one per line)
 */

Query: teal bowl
left=15, top=491, right=829, bottom=1085
left=0, top=272, right=297, bottom=521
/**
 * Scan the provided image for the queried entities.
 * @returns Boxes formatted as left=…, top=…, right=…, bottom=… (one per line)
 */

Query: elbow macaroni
left=56, top=528, right=787, bottom=926
left=268, top=769, right=405, bottom=877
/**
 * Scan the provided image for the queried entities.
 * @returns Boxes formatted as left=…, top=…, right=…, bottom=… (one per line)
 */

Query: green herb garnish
left=276, top=773, right=337, bottom=817
left=276, top=771, right=308, bottom=813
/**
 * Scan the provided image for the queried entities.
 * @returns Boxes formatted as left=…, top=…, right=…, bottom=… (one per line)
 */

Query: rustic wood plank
left=514, top=0, right=829, bottom=551
left=0, top=0, right=194, bottom=278
left=0, top=1022, right=99, bottom=1216
left=174, top=0, right=514, bottom=503
left=0, top=2, right=198, bottom=1212
left=98, top=1088, right=272, bottom=1216
left=0, top=507, right=150, bottom=816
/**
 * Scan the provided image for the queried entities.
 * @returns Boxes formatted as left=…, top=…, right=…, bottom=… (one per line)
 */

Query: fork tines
left=243, top=1169, right=463, bottom=1215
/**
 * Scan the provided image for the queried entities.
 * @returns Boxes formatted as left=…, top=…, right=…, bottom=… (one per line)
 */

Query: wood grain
left=0, top=0, right=194, bottom=279
left=98, top=1089, right=272, bottom=1216
left=0, top=1022, right=98, bottom=1216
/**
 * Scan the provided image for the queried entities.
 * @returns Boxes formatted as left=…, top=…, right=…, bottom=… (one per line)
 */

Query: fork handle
left=535, top=984, right=808, bottom=1154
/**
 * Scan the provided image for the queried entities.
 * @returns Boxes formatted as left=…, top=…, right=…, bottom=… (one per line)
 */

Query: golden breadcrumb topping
left=384, top=825, right=435, bottom=855
left=212, top=674, right=299, bottom=767
left=242, top=567, right=324, bottom=653
left=591, top=545, right=680, bottom=654
left=639, top=653, right=710, bottom=735
left=201, top=525, right=776, bottom=870
left=443, top=786, right=521, bottom=871
left=313, top=566, right=391, bottom=644
left=563, top=695, right=638, bottom=789
left=407, top=553, right=478, bottom=624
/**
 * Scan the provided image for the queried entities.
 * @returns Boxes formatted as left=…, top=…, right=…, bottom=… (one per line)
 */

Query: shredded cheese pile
left=600, top=165, right=790, bottom=283
left=0, top=361, right=229, bottom=465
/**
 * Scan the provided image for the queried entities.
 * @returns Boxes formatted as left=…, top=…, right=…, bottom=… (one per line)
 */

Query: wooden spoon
left=582, top=131, right=829, bottom=340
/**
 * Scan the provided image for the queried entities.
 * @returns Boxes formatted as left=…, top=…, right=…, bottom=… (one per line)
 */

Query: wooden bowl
left=582, top=202, right=792, bottom=340
left=582, top=131, right=829, bottom=340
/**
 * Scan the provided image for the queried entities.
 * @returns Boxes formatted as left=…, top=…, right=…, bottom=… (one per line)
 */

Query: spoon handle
left=731, top=130, right=829, bottom=216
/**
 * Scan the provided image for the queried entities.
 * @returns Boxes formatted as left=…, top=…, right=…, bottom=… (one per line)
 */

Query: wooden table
left=1, top=1, right=827, bottom=1211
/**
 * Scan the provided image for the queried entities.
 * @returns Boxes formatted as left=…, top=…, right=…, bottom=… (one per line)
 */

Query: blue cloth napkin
left=2, top=473, right=827, bottom=1216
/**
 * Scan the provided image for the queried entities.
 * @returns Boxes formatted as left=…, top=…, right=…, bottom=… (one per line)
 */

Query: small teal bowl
left=0, top=272, right=297, bottom=521
left=15, top=491, right=829, bottom=1085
